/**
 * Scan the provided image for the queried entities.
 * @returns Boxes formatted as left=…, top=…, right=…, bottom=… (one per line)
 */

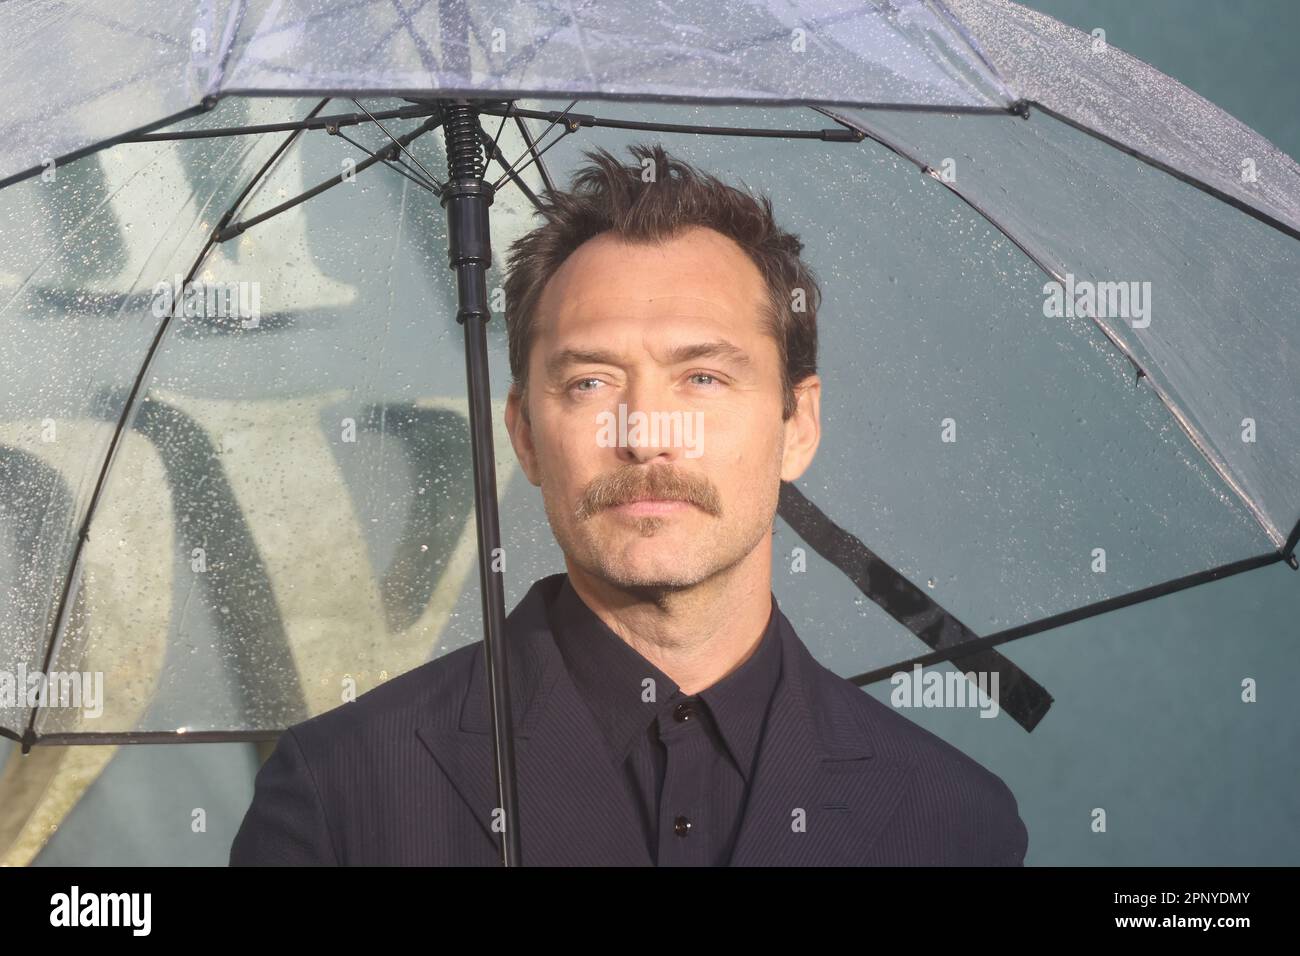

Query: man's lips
left=610, top=498, right=691, bottom=516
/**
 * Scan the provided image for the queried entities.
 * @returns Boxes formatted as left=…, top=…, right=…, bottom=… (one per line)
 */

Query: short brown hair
left=502, top=143, right=820, bottom=421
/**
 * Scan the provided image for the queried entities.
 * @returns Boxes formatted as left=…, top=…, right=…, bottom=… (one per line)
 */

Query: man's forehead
left=534, top=293, right=771, bottom=371
left=552, top=293, right=752, bottom=322
left=537, top=228, right=766, bottom=319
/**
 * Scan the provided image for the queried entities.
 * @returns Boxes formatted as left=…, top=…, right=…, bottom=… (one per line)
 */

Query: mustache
left=575, top=466, right=722, bottom=520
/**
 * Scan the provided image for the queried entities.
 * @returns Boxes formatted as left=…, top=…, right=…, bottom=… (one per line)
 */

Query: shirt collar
left=547, top=575, right=783, bottom=781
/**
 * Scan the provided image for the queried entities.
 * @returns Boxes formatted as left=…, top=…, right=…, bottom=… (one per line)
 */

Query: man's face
left=505, top=225, right=820, bottom=593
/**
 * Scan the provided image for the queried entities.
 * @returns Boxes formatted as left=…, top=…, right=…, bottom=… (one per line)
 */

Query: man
left=230, top=143, right=1028, bottom=866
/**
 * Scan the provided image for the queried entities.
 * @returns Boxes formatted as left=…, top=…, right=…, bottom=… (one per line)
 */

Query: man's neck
left=563, top=548, right=774, bottom=695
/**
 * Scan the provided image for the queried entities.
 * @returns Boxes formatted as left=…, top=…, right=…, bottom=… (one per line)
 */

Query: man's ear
left=504, top=384, right=542, bottom=487
left=780, top=374, right=821, bottom=483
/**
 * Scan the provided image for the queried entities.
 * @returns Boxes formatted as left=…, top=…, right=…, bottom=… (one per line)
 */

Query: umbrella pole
left=439, top=99, right=521, bottom=866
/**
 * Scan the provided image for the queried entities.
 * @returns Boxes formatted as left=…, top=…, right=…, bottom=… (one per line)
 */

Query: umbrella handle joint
left=441, top=103, right=496, bottom=327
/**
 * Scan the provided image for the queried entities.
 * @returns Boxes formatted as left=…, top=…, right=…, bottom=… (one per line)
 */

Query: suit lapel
left=416, top=575, right=651, bottom=865
left=728, top=614, right=914, bottom=866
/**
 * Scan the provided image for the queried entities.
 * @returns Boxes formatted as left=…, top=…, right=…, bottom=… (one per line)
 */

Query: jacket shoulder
left=229, top=641, right=483, bottom=866
left=809, top=659, right=1028, bottom=864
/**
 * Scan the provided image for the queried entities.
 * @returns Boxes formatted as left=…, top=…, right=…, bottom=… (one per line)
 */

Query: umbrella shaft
left=440, top=101, right=521, bottom=867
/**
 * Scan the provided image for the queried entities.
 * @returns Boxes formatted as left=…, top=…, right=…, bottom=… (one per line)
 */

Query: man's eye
left=688, top=373, right=721, bottom=387
left=571, top=377, right=603, bottom=393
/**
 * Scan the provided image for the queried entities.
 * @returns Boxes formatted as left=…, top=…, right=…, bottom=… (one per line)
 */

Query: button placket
left=656, top=697, right=709, bottom=864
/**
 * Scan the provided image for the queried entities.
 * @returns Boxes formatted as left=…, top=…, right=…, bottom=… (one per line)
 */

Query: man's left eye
left=689, top=373, right=720, bottom=386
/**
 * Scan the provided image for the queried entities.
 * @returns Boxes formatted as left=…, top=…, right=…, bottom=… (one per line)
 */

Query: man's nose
left=616, top=381, right=685, bottom=463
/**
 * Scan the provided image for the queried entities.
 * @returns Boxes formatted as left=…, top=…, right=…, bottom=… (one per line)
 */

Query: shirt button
left=673, top=699, right=699, bottom=722
left=674, top=816, right=693, bottom=836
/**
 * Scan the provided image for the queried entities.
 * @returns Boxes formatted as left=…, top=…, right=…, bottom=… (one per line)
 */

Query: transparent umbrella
left=0, top=0, right=1296, bottom=866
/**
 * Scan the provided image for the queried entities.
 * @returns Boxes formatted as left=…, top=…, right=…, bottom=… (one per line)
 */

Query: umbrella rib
left=332, top=128, right=441, bottom=194
left=368, top=147, right=442, bottom=195
left=480, top=101, right=514, bottom=181
left=476, top=118, right=544, bottom=212
left=1282, top=515, right=1300, bottom=568
left=490, top=99, right=580, bottom=192
left=17, top=99, right=332, bottom=754
left=351, top=98, right=444, bottom=193
left=473, top=98, right=548, bottom=205
left=851, top=549, right=1287, bottom=689
left=2, top=60, right=202, bottom=146
left=511, top=112, right=556, bottom=195
left=492, top=124, right=575, bottom=193
left=122, top=104, right=442, bottom=142
left=477, top=100, right=872, bottom=210
left=18, top=730, right=283, bottom=747
left=478, top=102, right=870, bottom=142
left=478, top=101, right=874, bottom=206
left=214, top=113, right=444, bottom=242
left=0, top=99, right=217, bottom=192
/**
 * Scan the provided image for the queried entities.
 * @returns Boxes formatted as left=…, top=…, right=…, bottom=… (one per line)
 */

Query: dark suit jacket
left=230, top=573, right=1028, bottom=865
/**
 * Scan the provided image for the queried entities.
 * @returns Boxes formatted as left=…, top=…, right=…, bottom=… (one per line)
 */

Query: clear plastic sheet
left=1, top=96, right=1283, bottom=734
left=0, top=0, right=1014, bottom=186
left=943, top=0, right=1300, bottom=234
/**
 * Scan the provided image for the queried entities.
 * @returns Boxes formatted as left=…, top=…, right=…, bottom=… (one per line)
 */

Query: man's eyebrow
left=544, top=347, right=617, bottom=381
left=665, top=340, right=754, bottom=368
left=544, top=340, right=753, bottom=381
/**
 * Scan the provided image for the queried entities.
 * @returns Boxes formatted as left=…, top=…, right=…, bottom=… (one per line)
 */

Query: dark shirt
left=547, top=576, right=783, bottom=866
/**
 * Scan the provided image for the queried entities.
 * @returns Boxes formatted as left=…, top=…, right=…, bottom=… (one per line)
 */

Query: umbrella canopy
left=0, top=0, right=1296, bottom=864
